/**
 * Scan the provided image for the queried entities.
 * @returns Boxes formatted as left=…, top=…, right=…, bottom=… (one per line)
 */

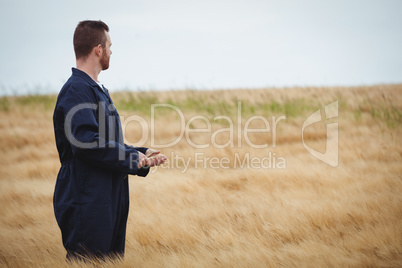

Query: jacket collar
left=72, top=67, right=108, bottom=94
left=72, top=67, right=98, bottom=87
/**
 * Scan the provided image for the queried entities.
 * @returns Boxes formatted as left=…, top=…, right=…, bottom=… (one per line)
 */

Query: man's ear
left=95, top=44, right=102, bottom=57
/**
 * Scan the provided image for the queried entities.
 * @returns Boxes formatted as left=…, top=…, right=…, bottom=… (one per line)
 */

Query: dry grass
left=0, top=84, right=401, bottom=267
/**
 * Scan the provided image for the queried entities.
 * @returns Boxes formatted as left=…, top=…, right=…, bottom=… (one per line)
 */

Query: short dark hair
left=73, top=20, right=109, bottom=60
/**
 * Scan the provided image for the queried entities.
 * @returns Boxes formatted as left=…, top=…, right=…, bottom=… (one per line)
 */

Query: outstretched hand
left=137, top=152, right=149, bottom=169
left=147, top=154, right=168, bottom=167
left=145, top=149, right=161, bottom=158
left=137, top=149, right=167, bottom=168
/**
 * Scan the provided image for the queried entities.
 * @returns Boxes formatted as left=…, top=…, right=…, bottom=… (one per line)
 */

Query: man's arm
left=60, top=85, right=150, bottom=175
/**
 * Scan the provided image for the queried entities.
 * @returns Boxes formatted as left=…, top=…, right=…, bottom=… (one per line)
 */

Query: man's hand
left=145, top=149, right=161, bottom=158
left=144, top=149, right=167, bottom=167
left=138, top=150, right=164, bottom=169
left=147, top=154, right=168, bottom=167
left=137, top=151, right=149, bottom=169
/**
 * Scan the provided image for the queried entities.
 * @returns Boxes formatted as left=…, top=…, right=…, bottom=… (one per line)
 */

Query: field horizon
left=0, top=84, right=401, bottom=267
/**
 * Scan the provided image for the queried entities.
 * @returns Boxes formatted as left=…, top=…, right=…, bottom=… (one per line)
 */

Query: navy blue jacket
left=53, top=68, right=148, bottom=258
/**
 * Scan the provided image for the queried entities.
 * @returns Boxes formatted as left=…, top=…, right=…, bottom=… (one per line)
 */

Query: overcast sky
left=0, top=0, right=401, bottom=95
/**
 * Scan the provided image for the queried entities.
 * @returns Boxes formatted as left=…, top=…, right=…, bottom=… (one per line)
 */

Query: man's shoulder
left=59, top=75, right=96, bottom=97
left=55, top=78, right=99, bottom=111
left=59, top=68, right=100, bottom=95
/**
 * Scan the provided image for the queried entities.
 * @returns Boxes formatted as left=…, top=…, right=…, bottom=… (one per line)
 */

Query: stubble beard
left=100, top=53, right=110, bottom=70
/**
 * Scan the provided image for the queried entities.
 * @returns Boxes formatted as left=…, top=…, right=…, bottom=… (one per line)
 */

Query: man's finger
left=146, top=149, right=160, bottom=158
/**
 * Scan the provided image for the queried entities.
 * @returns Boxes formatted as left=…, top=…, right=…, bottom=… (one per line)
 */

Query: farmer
left=52, top=20, right=167, bottom=260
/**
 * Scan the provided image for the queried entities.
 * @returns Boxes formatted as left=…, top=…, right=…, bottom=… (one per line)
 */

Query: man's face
left=100, top=31, right=112, bottom=70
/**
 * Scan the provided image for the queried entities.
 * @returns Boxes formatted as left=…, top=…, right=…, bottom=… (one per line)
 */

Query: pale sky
left=0, top=0, right=401, bottom=95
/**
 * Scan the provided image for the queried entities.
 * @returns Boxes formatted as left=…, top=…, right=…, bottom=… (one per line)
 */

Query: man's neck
left=76, top=59, right=101, bottom=82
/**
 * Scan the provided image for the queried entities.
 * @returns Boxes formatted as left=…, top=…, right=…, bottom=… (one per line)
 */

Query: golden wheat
left=0, top=85, right=401, bottom=267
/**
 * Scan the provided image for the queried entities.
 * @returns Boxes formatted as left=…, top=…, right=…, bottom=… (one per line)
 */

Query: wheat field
left=0, top=85, right=401, bottom=267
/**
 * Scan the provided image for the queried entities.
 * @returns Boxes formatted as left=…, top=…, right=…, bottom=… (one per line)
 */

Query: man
left=53, top=20, right=167, bottom=260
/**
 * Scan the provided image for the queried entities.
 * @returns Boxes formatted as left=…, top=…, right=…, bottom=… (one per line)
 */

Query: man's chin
left=102, top=64, right=110, bottom=71
left=101, top=58, right=110, bottom=70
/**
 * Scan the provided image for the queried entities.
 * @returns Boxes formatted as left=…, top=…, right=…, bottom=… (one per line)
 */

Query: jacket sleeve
left=60, top=84, right=148, bottom=176
left=126, top=145, right=148, bottom=155
left=125, top=145, right=150, bottom=176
